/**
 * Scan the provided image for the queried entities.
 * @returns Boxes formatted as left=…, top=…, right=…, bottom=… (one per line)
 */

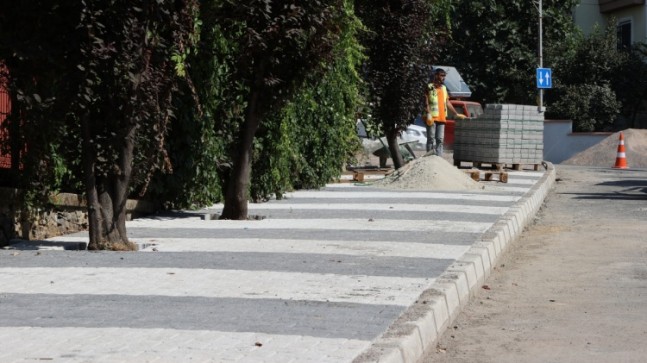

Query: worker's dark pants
left=426, top=122, right=445, bottom=156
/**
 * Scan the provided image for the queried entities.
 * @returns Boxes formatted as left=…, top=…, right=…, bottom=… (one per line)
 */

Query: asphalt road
left=423, top=164, right=647, bottom=363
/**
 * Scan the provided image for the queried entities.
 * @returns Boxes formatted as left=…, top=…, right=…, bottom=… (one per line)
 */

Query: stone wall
left=0, top=187, right=156, bottom=247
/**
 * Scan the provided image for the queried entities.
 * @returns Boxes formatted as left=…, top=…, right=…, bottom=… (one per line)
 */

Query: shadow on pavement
left=4, top=239, right=87, bottom=250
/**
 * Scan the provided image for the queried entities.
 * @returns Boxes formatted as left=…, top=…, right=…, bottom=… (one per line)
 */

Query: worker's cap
left=434, top=68, right=446, bottom=75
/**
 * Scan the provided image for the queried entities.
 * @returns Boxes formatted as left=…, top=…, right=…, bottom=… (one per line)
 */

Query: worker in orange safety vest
left=424, top=68, right=464, bottom=156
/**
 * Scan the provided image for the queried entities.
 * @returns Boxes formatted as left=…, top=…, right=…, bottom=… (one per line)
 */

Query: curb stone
left=353, top=163, right=557, bottom=363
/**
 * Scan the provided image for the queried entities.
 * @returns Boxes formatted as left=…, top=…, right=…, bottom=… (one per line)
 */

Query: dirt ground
left=353, top=132, right=647, bottom=362
left=562, top=129, right=647, bottom=168
left=422, top=165, right=647, bottom=363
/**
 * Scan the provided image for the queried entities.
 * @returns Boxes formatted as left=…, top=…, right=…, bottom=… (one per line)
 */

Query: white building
left=573, top=0, right=647, bottom=47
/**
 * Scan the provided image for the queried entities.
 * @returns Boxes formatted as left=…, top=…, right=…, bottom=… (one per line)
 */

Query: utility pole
left=539, top=0, right=544, bottom=113
left=538, top=0, right=544, bottom=113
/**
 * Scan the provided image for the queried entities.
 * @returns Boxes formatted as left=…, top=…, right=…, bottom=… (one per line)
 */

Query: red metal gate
left=0, top=64, right=11, bottom=169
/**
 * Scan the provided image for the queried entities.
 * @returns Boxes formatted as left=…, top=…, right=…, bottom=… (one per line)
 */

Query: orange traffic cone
left=613, top=132, right=628, bottom=169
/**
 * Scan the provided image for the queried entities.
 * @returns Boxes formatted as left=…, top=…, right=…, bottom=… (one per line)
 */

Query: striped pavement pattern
left=0, top=170, right=544, bottom=362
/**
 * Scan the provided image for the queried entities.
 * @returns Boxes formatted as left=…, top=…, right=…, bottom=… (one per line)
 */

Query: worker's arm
left=423, top=92, right=434, bottom=125
left=447, top=101, right=466, bottom=119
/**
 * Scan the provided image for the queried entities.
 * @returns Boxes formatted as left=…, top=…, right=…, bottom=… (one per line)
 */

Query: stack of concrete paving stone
left=453, top=104, right=544, bottom=166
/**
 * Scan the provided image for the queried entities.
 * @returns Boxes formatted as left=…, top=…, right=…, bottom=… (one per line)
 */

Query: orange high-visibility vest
left=428, top=84, right=448, bottom=123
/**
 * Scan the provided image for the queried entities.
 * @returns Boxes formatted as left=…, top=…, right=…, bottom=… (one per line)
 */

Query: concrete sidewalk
left=0, top=166, right=555, bottom=363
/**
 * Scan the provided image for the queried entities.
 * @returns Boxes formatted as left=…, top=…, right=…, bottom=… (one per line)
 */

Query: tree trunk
left=220, top=92, right=262, bottom=220
left=220, top=58, right=267, bottom=220
left=83, top=117, right=137, bottom=251
left=386, top=127, right=404, bottom=169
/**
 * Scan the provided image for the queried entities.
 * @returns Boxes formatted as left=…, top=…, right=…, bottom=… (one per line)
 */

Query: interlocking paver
left=0, top=171, right=550, bottom=362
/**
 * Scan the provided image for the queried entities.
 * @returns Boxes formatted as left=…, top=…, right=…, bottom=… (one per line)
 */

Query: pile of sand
left=562, top=129, right=647, bottom=168
left=371, top=155, right=484, bottom=191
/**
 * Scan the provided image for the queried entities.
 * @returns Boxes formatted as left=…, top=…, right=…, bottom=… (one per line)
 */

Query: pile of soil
left=371, top=155, right=484, bottom=191
left=561, top=129, right=647, bottom=168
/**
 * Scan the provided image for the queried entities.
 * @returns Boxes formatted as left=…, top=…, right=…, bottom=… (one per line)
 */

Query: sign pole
left=538, top=0, right=544, bottom=113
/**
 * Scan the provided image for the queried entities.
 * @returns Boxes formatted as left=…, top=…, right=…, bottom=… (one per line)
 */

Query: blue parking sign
left=536, top=68, right=552, bottom=89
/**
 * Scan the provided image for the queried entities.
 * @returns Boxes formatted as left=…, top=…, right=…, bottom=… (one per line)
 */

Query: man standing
left=424, top=68, right=462, bottom=156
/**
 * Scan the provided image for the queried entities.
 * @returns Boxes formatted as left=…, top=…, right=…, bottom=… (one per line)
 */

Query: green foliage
left=1, top=1, right=199, bottom=227
left=429, top=0, right=454, bottom=33
left=150, top=0, right=363, bottom=209
left=246, top=0, right=364, bottom=201
left=354, top=0, right=440, bottom=169
left=214, top=0, right=347, bottom=119
left=203, top=0, right=354, bottom=219
left=441, top=0, right=578, bottom=104
left=148, top=4, right=244, bottom=209
left=551, top=24, right=622, bottom=87
left=148, top=83, right=227, bottom=209
left=549, top=84, right=619, bottom=132
left=250, top=111, right=293, bottom=201
left=0, top=2, right=82, bottom=202
left=276, top=53, right=363, bottom=192
left=356, top=0, right=435, bottom=131
left=613, top=43, right=647, bottom=127
left=544, top=23, right=647, bottom=131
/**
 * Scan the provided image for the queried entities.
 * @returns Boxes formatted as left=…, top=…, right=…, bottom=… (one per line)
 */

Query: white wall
left=573, top=2, right=606, bottom=35
left=573, top=3, right=647, bottom=43
left=543, top=120, right=612, bottom=164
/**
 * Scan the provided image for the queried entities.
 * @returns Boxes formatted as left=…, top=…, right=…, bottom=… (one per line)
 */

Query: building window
left=617, top=20, right=631, bottom=50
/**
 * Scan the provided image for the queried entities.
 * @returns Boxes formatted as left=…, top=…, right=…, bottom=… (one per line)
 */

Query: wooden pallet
left=463, top=169, right=509, bottom=183
left=455, top=160, right=545, bottom=171
left=455, top=160, right=504, bottom=171
left=484, top=171, right=508, bottom=183
left=463, top=169, right=481, bottom=182
left=336, top=168, right=392, bottom=183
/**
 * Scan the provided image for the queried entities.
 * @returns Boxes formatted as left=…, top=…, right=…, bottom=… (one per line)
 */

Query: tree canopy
left=440, top=0, right=578, bottom=105
left=198, top=0, right=355, bottom=220
left=154, top=0, right=364, bottom=210
left=5, top=0, right=597, bottom=249
left=1, top=1, right=366, bottom=244
left=356, top=0, right=439, bottom=169
left=0, top=0, right=200, bottom=250
left=546, top=23, right=647, bottom=131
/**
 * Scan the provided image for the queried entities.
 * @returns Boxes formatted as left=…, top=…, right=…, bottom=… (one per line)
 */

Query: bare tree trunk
left=220, top=127, right=254, bottom=219
left=220, top=59, right=267, bottom=220
left=220, top=93, right=261, bottom=220
left=83, top=116, right=137, bottom=251
left=386, top=127, right=404, bottom=169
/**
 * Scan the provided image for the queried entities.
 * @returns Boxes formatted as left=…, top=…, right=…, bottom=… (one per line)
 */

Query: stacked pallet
left=453, top=104, right=544, bottom=168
